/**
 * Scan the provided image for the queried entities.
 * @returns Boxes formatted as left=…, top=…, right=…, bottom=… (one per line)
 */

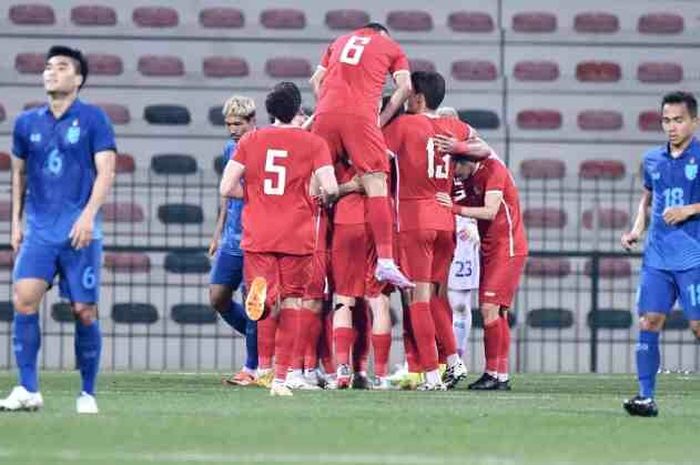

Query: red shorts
left=479, top=255, right=527, bottom=308
left=398, top=229, right=455, bottom=283
left=243, top=252, right=312, bottom=306
left=305, top=250, right=331, bottom=300
left=313, top=113, right=389, bottom=174
left=332, top=223, right=387, bottom=298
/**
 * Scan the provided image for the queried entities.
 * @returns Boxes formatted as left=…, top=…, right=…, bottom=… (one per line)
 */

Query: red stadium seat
left=638, top=111, right=662, bottom=132
left=584, top=258, right=631, bottom=278
left=265, top=58, right=312, bottom=78
left=523, top=208, right=567, bottom=228
left=409, top=59, right=436, bottom=73
left=325, top=9, right=369, bottom=30
left=582, top=208, right=630, bottom=229
left=638, top=13, right=684, bottom=34
left=525, top=258, right=571, bottom=277
left=520, top=158, right=566, bottom=179
left=9, top=4, right=55, bottom=25
left=102, top=202, right=145, bottom=223
left=573, top=12, right=619, bottom=33
left=516, top=109, right=562, bottom=130
left=260, top=8, right=306, bottom=29
left=512, top=12, right=556, bottom=33
left=0, top=250, right=13, bottom=269
left=513, top=60, right=559, bottom=81
left=86, top=53, right=123, bottom=76
left=577, top=110, right=623, bottom=131
left=15, top=53, right=44, bottom=74
left=579, top=160, right=626, bottom=180
left=0, top=200, right=11, bottom=221
left=0, top=105, right=5, bottom=123
left=115, top=153, right=136, bottom=173
left=576, top=61, right=621, bottom=82
left=23, top=101, right=44, bottom=111
left=637, top=62, right=683, bottom=83
left=451, top=60, right=497, bottom=81
left=387, top=10, right=433, bottom=31
left=202, top=56, right=249, bottom=77
left=70, top=5, right=117, bottom=26
left=199, top=7, right=244, bottom=28
left=132, top=6, right=178, bottom=28
left=96, top=103, right=130, bottom=125
left=104, top=252, right=151, bottom=273
left=448, top=11, right=494, bottom=33
left=0, top=152, right=10, bottom=171
left=138, top=55, right=184, bottom=77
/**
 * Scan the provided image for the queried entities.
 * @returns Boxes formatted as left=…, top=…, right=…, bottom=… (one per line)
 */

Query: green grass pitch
left=0, top=372, right=697, bottom=465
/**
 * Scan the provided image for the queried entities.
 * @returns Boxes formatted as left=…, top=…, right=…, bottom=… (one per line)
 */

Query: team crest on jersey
left=30, top=133, right=42, bottom=143
left=66, top=120, right=80, bottom=144
left=686, top=160, right=697, bottom=181
left=651, top=172, right=661, bottom=181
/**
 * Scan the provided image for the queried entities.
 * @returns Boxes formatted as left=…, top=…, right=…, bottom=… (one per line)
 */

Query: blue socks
left=636, top=330, right=660, bottom=399
left=219, top=301, right=247, bottom=334
left=13, top=313, right=41, bottom=393
left=75, top=320, right=102, bottom=396
left=219, top=301, right=258, bottom=371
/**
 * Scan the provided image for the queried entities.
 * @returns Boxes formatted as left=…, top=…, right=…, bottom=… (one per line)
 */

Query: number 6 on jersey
left=340, top=36, right=371, bottom=65
left=264, top=149, right=287, bottom=195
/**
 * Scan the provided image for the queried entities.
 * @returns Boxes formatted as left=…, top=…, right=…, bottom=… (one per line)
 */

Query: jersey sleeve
left=313, top=136, right=333, bottom=170
left=232, top=134, right=250, bottom=166
left=484, top=163, right=508, bottom=193
left=382, top=118, right=403, bottom=156
left=91, top=108, right=117, bottom=154
left=642, top=155, right=653, bottom=191
left=225, top=141, right=237, bottom=162
left=12, top=114, right=29, bottom=160
left=319, top=43, right=332, bottom=69
left=389, top=42, right=410, bottom=76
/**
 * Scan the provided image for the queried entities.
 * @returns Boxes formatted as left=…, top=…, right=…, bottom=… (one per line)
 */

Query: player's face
left=662, top=103, right=698, bottom=147
left=226, top=115, right=254, bottom=141
left=453, top=160, right=477, bottom=180
left=406, top=92, right=423, bottom=114
left=43, top=56, right=82, bottom=95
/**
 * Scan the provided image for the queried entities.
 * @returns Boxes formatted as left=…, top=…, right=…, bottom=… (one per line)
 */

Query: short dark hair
left=362, top=22, right=389, bottom=34
left=266, top=87, right=298, bottom=124
left=46, top=45, right=88, bottom=89
left=661, top=91, right=697, bottom=118
left=269, top=82, right=302, bottom=123
left=411, top=71, right=446, bottom=110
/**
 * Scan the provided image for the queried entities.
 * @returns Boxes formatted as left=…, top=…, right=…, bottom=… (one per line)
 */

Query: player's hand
left=349, top=176, right=364, bottom=194
left=620, top=230, right=641, bottom=251
left=69, top=211, right=94, bottom=250
left=458, top=222, right=480, bottom=244
left=436, top=192, right=454, bottom=209
left=663, top=205, right=693, bottom=225
left=10, top=222, right=22, bottom=253
left=208, top=236, right=220, bottom=258
left=433, top=135, right=458, bottom=154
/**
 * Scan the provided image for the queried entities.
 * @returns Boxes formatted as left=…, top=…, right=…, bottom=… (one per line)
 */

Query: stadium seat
left=527, top=308, right=573, bottom=329
left=96, top=103, right=130, bottom=125
left=587, top=309, right=632, bottom=329
left=0, top=200, right=12, bottom=221
left=214, top=155, right=226, bottom=175
left=410, top=59, right=436, bottom=73
left=582, top=208, right=630, bottom=229
left=51, top=302, right=74, bottom=323
left=386, top=10, right=433, bottom=31
left=0, top=152, right=9, bottom=170
left=451, top=60, right=497, bottom=81
left=0, top=302, right=13, bottom=322
left=199, top=7, right=244, bottom=28
left=457, top=109, right=500, bottom=130
left=104, top=252, right=151, bottom=273
left=447, top=11, right=494, bottom=33
left=208, top=106, right=224, bottom=126
left=577, top=110, right=623, bottom=131
left=579, top=159, right=626, bottom=179
left=171, top=304, right=218, bottom=324
left=584, top=258, right=632, bottom=278
left=158, top=204, right=204, bottom=224
left=138, top=55, right=184, bottom=77
left=265, top=58, right=312, bottom=78
left=86, top=53, right=123, bottom=75
left=513, top=60, right=559, bottom=81
left=573, top=12, right=619, bottom=33
left=664, top=310, right=688, bottom=330
left=143, top=105, right=191, bottom=125
left=638, top=13, right=684, bottom=34
left=23, top=101, right=44, bottom=110
left=638, top=62, right=683, bottom=83
left=512, top=12, right=557, bottom=33
left=525, top=257, right=571, bottom=277
left=15, top=52, right=45, bottom=74
left=151, top=154, right=198, bottom=175
left=163, top=252, right=210, bottom=274
left=0, top=250, right=13, bottom=269
left=523, top=208, right=567, bottom=228
left=576, top=61, right=621, bottom=82
left=516, top=109, right=562, bottom=130
left=102, top=202, right=145, bottom=222
left=9, top=4, right=55, bottom=25
left=520, top=158, right=566, bottom=179
left=202, top=56, right=249, bottom=78
left=70, top=5, right=117, bottom=26
left=638, top=110, right=662, bottom=132
left=260, top=8, right=306, bottom=29
left=472, top=309, right=516, bottom=329
left=115, top=153, right=136, bottom=173
left=0, top=106, right=5, bottom=123
left=325, top=9, right=369, bottom=30
left=132, top=6, right=178, bottom=28
left=112, top=303, right=159, bottom=324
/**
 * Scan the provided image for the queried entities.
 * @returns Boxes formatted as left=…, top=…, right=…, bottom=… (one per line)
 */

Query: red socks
left=333, top=327, right=355, bottom=366
left=431, top=296, right=457, bottom=359
left=291, top=308, right=318, bottom=371
left=257, top=316, right=277, bottom=369
left=483, top=319, right=500, bottom=373
left=372, top=334, right=391, bottom=377
left=274, top=308, right=298, bottom=381
left=319, top=310, right=336, bottom=374
left=402, top=305, right=421, bottom=372
left=409, top=302, right=438, bottom=372
left=498, top=314, right=511, bottom=375
left=365, top=196, right=394, bottom=259
left=303, top=311, right=322, bottom=370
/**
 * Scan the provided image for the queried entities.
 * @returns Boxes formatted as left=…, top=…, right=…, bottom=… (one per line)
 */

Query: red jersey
left=315, top=28, right=410, bottom=118
left=233, top=126, right=332, bottom=255
left=384, top=114, right=471, bottom=232
left=333, top=160, right=365, bottom=225
left=459, top=157, right=528, bottom=258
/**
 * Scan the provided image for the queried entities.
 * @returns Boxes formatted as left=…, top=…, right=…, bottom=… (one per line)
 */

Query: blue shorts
left=209, top=249, right=244, bottom=289
left=13, top=238, right=102, bottom=304
left=637, top=265, right=700, bottom=321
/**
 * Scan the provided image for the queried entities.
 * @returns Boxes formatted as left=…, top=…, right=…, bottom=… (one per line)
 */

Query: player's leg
left=467, top=301, right=501, bottom=390
left=302, top=297, right=325, bottom=387
left=448, top=289, right=472, bottom=360
left=366, top=293, right=392, bottom=388
left=333, top=294, right=356, bottom=388
left=351, top=300, right=372, bottom=389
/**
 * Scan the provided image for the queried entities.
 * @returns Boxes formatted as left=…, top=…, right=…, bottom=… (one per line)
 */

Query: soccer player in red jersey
left=219, top=87, right=339, bottom=396
left=310, top=22, right=413, bottom=289
left=437, top=152, right=528, bottom=391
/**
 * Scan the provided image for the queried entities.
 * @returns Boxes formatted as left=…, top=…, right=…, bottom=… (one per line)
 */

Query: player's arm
left=379, top=71, right=412, bottom=128
left=621, top=188, right=651, bottom=250
left=10, top=156, right=26, bottom=252
left=219, top=160, right=245, bottom=197
left=310, top=66, right=326, bottom=100
left=662, top=195, right=700, bottom=225
left=314, top=165, right=339, bottom=204
left=433, top=134, right=492, bottom=161
left=208, top=197, right=228, bottom=257
left=338, top=176, right=364, bottom=198
left=436, top=191, right=502, bottom=221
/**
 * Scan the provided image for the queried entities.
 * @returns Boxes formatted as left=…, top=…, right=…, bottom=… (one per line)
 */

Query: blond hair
left=436, top=106, right=458, bottom=118
left=222, top=95, right=256, bottom=120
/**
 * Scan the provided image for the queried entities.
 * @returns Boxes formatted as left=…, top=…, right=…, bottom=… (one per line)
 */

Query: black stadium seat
left=112, top=303, right=159, bottom=324
left=51, top=303, right=74, bottom=323
left=214, top=155, right=226, bottom=175
left=472, top=309, right=517, bottom=329
left=151, top=154, right=198, bottom=175
left=208, top=106, right=225, bottom=126
left=664, top=310, right=688, bottom=330
left=164, top=252, right=210, bottom=274
left=527, top=308, right=573, bottom=329
left=0, top=106, right=5, bottom=123
left=587, top=309, right=632, bottom=329
left=158, top=204, right=204, bottom=224
left=0, top=302, right=12, bottom=322
left=144, top=105, right=191, bottom=125
left=457, top=109, right=500, bottom=130
left=171, top=304, right=218, bottom=324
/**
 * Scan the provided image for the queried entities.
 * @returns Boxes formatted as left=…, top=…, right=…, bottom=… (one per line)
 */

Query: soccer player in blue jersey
left=208, top=95, right=258, bottom=386
left=622, top=91, right=700, bottom=417
left=0, top=46, right=116, bottom=414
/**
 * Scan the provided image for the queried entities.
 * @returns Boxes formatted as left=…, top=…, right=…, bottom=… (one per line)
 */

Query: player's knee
left=73, top=304, right=97, bottom=325
left=639, top=314, right=664, bottom=332
left=12, top=291, right=40, bottom=314
left=689, top=321, right=700, bottom=341
left=208, top=288, right=231, bottom=313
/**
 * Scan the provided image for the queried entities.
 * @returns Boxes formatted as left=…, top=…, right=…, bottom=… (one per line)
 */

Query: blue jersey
left=219, top=139, right=244, bottom=256
left=642, top=137, right=700, bottom=271
left=12, top=99, right=116, bottom=245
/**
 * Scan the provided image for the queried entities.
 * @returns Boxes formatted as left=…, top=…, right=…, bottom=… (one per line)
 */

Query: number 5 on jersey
left=340, top=36, right=371, bottom=65
left=264, top=149, right=287, bottom=195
